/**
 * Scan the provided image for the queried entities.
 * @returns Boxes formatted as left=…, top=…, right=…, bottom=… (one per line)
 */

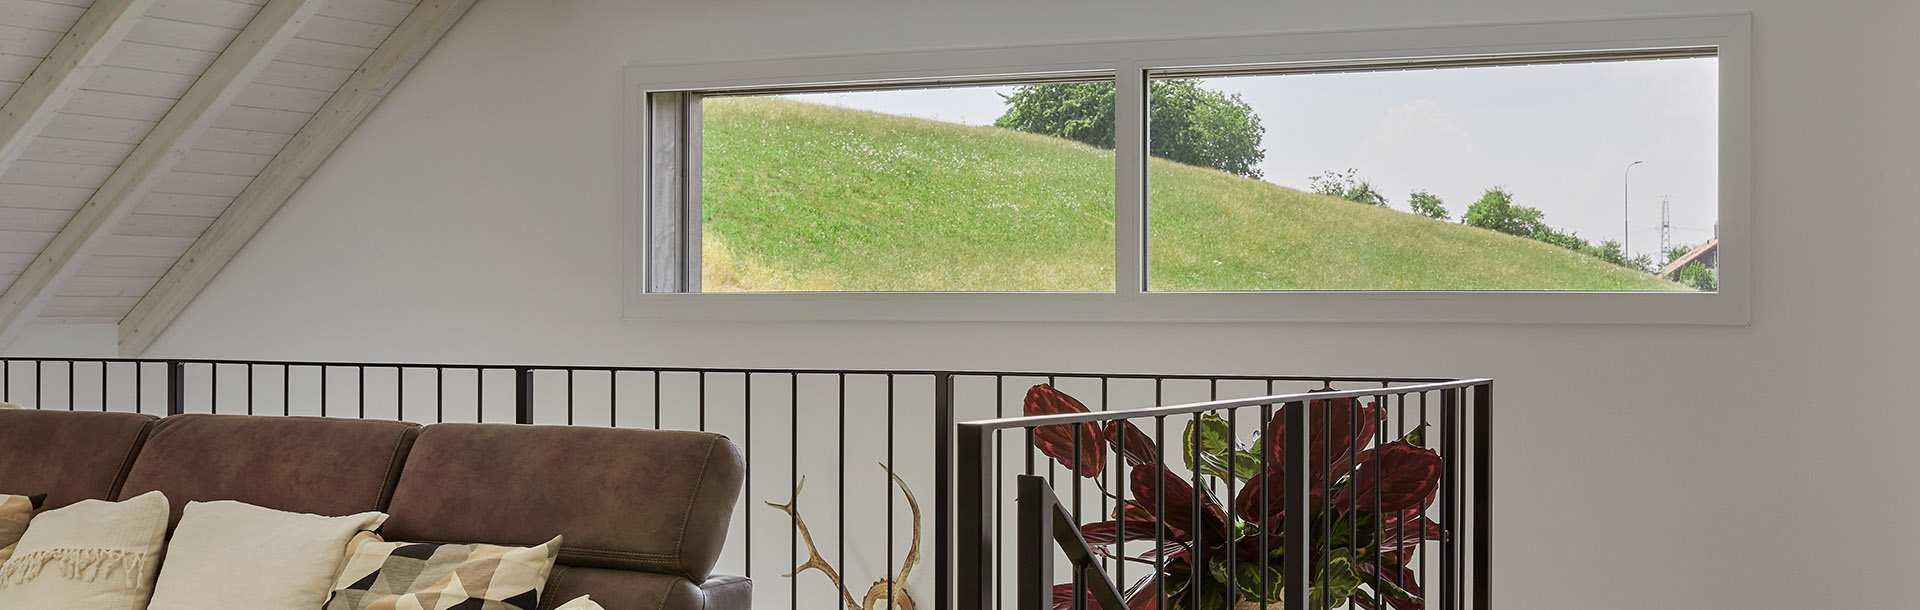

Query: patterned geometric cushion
left=0, top=494, right=45, bottom=564
left=323, top=531, right=562, bottom=610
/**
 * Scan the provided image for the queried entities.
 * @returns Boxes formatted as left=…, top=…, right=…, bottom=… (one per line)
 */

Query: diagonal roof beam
left=0, top=0, right=325, bottom=351
left=0, top=0, right=158, bottom=178
left=118, top=0, right=478, bottom=356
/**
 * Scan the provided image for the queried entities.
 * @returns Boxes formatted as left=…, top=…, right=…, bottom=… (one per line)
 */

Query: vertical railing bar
left=1260, top=381, right=1273, bottom=610
left=134, top=362, right=142, bottom=415
left=1190, top=399, right=1202, bottom=610
left=1283, top=399, right=1308, bottom=610
left=1154, top=415, right=1166, bottom=610
left=396, top=366, right=405, bottom=422
left=566, top=369, right=575, bottom=425
left=654, top=371, right=663, bottom=430
left=1071, top=423, right=1085, bottom=610
left=34, top=361, right=41, bottom=413
left=1226, top=405, right=1238, bottom=609
left=515, top=367, right=533, bottom=425
left=1114, top=407, right=1127, bottom=604
left=283, top=365, right=292, bottom=416
left=475, top=368, right=484, bottom=423
left=99, top=361, right=108, bottom=412
left=1418, top=391, right=1428, bottom=603
left=953, top=378, right=984, bottom=610
left=357, top=366, right=365, bottom=419
left=436, top=368, right=445, bottom=424
left=165, top=361, right=183, bottom=417
left=789, top=372, right=799, bottom=610
left=1373, top=389, right=1387, bottom=609
left=995, top=374, right=1006, bottom=609
left=838, top=373, right=848, bottom=609
left=246, top=363, right=255, bottom=415
left=205, top=361, right=212, bottom=413
left=886, top=374, right=894, bottom=610
left=746, top=372, right=754, bottom=580
left=698, top=370, right=707, bottom=431
left=1321, top=393, right=1333, bottom=610
left=1472, top=383, right=1492, bottom=610
left=1439, top=388, right=1457, bottom=610
left=320, top=365, right=329, bottom=417
left=1099, top=376, right=1111, bottom=575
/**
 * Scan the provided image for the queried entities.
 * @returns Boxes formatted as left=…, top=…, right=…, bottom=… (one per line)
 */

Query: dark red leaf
left=1105, top=420, right=1158, bottom=468
left=1080, top=518, right=1165, bottom=546
left=1026, top=384, right=1106, bottom=477
left=1235, top=395, right=1382, bottom=523
left=1334, top=441, right=1442, bottom=514
left=1128, top=466, right=1229, bottom=545
left=1125, top=575, right=1163, bottom=610
left=1377, top=508, right=1446, bottom=554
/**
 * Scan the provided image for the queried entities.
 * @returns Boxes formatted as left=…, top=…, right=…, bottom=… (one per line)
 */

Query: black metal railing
left=956, top=379, right=1492, bottom=610
left=0, top=358, right=1485, bottom=610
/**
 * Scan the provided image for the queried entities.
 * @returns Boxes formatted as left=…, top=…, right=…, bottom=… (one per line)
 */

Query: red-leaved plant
left=1024, top=384, right=1445, bottom=610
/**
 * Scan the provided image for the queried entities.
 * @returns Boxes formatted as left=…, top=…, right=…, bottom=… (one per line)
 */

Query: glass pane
left=698, top=83, right=1115, bottom=292
left=1146, top=57, right=1719, bottom=292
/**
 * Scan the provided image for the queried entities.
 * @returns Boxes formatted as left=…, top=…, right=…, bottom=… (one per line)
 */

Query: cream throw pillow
left=555, top=595, right=607, bottom=609
left=0, top=493, right=45, bottom=564
left=0, top=490, right=169, bottom=610
left=147, top=501, right=388, bottom=610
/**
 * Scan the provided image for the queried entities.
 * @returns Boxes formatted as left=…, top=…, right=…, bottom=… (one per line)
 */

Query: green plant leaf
left=1310, top=550, right=1367, bottom=610
left=1183, top=414, right=1263, bottom=482
left=1207, top=556, right=1286, bottom=604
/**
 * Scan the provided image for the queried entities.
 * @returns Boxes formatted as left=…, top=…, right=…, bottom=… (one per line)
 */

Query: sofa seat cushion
left=0, top=410, right=156, bottom=509
left=539, top=567, right=750, bottom=610
left=382, top=424, right=744, bottom=581
left=116, top=414, right=420, bottom=527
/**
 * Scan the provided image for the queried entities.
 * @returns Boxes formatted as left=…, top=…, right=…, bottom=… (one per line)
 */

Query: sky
left=781, top=57, right=1719, bottom=259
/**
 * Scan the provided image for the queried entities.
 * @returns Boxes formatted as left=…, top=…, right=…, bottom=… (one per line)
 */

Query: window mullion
left=1113, top=64, right=1148, bottom=295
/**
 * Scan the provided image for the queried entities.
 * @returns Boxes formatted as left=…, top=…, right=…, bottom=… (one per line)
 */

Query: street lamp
left=1623, top=160, right=1644, bottom=259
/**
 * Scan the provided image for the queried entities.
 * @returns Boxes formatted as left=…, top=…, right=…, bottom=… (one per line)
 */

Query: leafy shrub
left=1308, top=169, right=1389, bottom=207
left=1408, top=190, right=1449, bottom=220
left=996, top=80, right=1266, bottom=178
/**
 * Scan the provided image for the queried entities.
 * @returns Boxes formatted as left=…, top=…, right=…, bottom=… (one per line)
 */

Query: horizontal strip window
left=625, top=14, right=1751, bottom=324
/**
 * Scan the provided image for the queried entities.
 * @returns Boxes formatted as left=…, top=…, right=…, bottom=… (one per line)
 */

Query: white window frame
left=623, top=13, right=1751, bottom=325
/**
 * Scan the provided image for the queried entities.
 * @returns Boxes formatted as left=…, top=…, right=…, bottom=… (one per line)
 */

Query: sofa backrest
left=117, top=413, right=422, bottom=527
left=0, top=410, right=156, bottom=509
left=381, top=424, right=745, bottom=582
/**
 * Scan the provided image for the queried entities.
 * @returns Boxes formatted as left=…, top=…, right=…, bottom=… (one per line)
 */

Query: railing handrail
left=960, top=378, right=1491, bottom=430
left=0, top=357, right=1458, bottom=384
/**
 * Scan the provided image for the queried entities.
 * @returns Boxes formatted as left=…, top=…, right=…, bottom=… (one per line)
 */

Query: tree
left=1673, top=262, right=1717, bottom=291
left=1308, top=169, right=1388, bottom=207
left=1462, top=187, right=1547, bottom=237
left=996, top=80, right=1266, bottom=178
left=1408, top=190, right=1449, bottom=220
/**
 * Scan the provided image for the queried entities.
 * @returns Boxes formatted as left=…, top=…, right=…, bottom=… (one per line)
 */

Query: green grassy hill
left=699, top=97, right=1688, bottom=292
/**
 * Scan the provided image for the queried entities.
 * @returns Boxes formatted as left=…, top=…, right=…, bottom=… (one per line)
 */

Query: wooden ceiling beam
left=0, top=0, right=157, bottom=180
left=118, top=0, right=478, bottom=356
left=0, top=0, right=326, bottom=351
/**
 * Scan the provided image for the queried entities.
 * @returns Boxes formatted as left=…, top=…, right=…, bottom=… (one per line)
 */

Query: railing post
left=514, top=368, right=533, bottom=425
left=1472, top=383, right=1493, bottom=610
left=957, top=427, right=995, bottom=610
left=165, top=361, right=184, bottom=416
left=1282, top=400, right=1310, bottom=610
left=936, top=373, right=957, bottom=610
left=1017, top=475, right=1053, bottom=610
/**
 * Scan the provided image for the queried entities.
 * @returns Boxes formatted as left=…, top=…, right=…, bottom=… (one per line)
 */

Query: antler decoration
left=770, top=465, right=921, bottom=610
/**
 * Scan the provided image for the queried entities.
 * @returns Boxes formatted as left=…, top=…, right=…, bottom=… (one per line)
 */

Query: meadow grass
left=700, top=97, right=1688, bottom=293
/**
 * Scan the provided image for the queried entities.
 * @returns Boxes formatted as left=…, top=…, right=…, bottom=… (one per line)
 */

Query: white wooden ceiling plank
left=153, top=170, right=254, bottom=197
left=103, top=41, right=220, bottom=76
left=78, top=254, right=179, bottom=277
left=0, top=207, right=74, bottom=232
left=81, top=65, right=199, bottom=98
left=0, top=24, right=65, bottom=56
left=0, top=53, right=44, bottom=81
left=59, top=275, right=162, bottom=298
left=114, top=212, right=216, bottom=238
left=0, top=1, right=90, bottom=33
left=0, top=253, right=27, bottom=275
left=212, top=104, right=311, bottom=133
left=147, top=0, right=263, bottom=30
left=41, top=113, right=156, bottom=143
left=194, top=126, right=292, bottom=154
left=2, top=0, right=325, bottom=347
left=0, top=81, right=20, bottom=101
left=20, top=137, right=138, bottom=166
left=124, top=0, right=477, bottom=353
left=255, top=59, right=351, bottom=91
left=0, top=159, right=116, bottom=188
left=135, top=192, right=234, bottom=217
left=175, top=147, right=273, bottom=175
left=62, top=89, right=177, bottom=122
left=232, top=81, right=330, bottom=112
left=94, top=234, right=197, bottom=257
left=124, top=17, right=243, bottom=53
left=277, top=37, right=374, bottom=69
left=42, top=295, right=141, bottom=317
left=0, top=230, right=55, bottom=254
left=0, top=184, right=94, bottom=210
left=318, top=0, right=413, bottom=27
left=35, top=0, right=97, bottom=10
left=293, top=14, right=391, bottom=47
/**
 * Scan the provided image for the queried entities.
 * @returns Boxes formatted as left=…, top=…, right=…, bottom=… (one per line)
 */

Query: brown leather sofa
left=0, top=409, right=749, bottom=610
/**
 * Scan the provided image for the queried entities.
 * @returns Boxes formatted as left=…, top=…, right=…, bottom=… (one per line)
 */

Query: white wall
left=11, top=0, right=1920, bottom=607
